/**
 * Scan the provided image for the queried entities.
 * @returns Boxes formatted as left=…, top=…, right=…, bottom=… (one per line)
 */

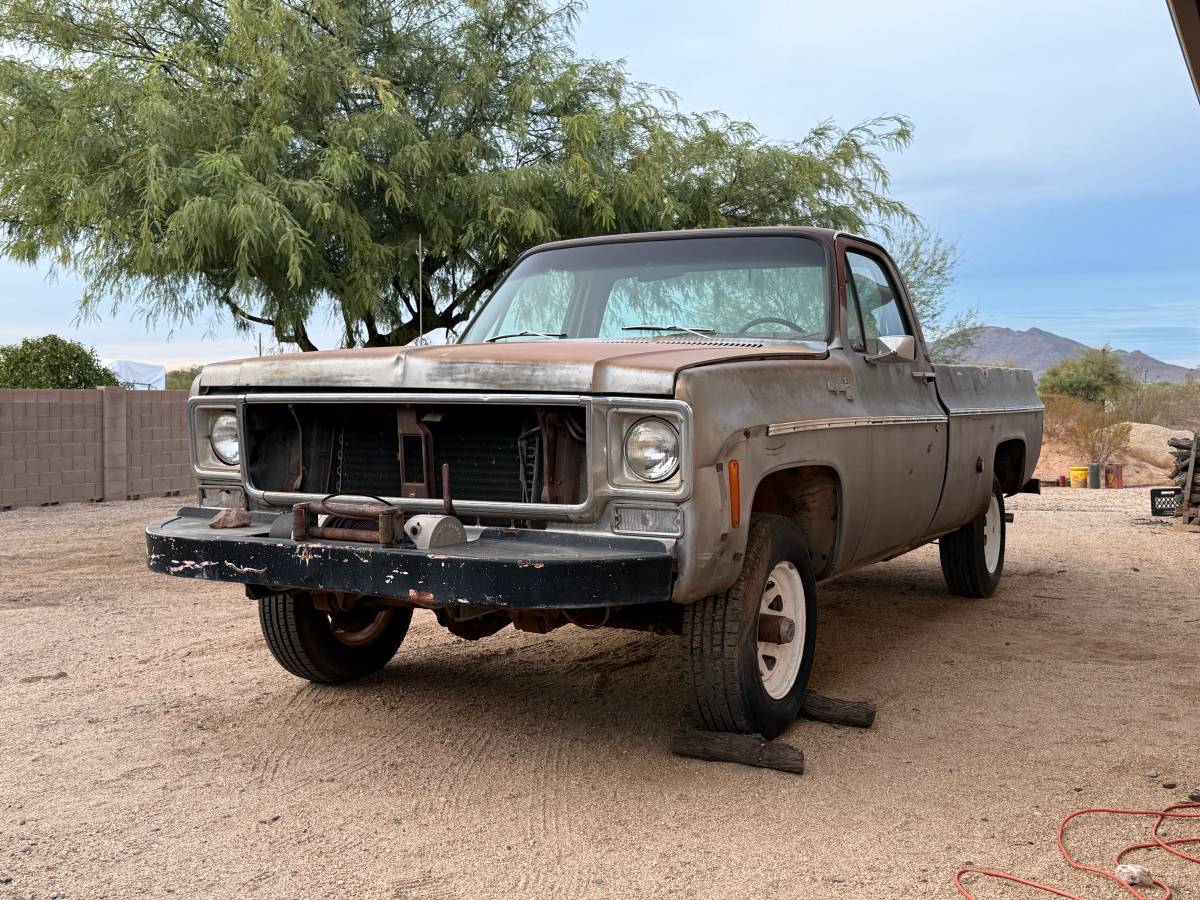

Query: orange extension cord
left=953, top=803, right=1200, bottom=899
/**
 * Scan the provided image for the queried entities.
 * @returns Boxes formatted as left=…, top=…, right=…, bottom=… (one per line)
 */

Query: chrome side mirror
left=866, top=334, right=917, bottom=364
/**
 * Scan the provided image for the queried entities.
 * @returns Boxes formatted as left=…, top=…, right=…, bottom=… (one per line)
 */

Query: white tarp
left=100, top=359, right=166, bottom=390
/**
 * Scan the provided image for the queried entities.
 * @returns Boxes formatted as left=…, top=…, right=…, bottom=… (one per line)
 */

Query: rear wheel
left=681, top=514, right=817, bottom=738
left=939, top=476, right=1006, bottom=598
left=258, top=592, right=412, bottom=683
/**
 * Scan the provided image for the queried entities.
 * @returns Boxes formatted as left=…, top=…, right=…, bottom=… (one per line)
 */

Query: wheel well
left=994, top=439, right=1026, bottom=495
left=750, top=465, right=840, bottom=579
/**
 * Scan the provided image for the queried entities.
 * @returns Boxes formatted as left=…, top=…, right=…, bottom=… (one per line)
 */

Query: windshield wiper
left=622, top=324, right=717, bottom=339
left=485, top=330, right=568, bottom=343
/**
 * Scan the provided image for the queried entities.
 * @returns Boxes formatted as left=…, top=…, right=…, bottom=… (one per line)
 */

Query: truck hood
left=198, top=338, right=829, bottom=396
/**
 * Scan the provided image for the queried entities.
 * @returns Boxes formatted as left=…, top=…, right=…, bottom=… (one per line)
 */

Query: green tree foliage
left=0, top=334, right=119, bottom=388
left=0, top=0, right=918, bottom=349
left=890, top=224, right=981, bottom=364
left=1038, top=347, right=1135, bottom=403
left=166, top=365, right=202, bottom=390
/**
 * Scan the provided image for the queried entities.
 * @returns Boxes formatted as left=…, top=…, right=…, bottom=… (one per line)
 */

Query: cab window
left=844, top=250, right=912, bottom=354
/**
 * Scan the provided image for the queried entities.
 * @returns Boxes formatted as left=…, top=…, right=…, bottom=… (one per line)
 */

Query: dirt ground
left=1, top=491, right=1197, bottom=899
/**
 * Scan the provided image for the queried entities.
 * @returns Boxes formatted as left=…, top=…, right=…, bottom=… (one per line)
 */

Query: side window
left=844, top=251, right=912, bottom=354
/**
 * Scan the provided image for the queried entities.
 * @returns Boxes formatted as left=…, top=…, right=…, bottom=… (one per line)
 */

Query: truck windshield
left=461, top=236, right=829, bottom=344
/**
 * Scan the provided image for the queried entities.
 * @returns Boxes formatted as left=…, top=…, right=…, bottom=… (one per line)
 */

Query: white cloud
left=578, top=0, right=1200, bottom=216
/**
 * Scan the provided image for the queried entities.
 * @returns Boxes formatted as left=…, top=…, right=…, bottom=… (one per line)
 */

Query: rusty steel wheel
left=326, top=606, right=399, bottom=648
left=258, top=592, right=411, bottom=683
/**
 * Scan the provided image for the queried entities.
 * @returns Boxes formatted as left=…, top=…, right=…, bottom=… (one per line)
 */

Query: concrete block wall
left=0, top=388, right=195, bottom=510
left=125, top=390, right=193, bottom=500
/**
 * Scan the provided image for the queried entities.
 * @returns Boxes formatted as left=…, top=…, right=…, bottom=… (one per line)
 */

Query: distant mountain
left=961, top=326, right=1197, bottom=383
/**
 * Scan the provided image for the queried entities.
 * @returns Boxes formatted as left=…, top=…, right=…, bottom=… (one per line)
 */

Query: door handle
left=911, top=371, right=937, bottom=383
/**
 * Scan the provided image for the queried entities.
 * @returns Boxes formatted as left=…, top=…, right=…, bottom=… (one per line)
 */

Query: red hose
left=953, top=802, right=1200, bottom=899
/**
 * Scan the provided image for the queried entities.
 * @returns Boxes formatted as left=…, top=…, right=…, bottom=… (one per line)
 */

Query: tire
left=681, top=514, right=817, bottom=738
left=939, top=476, right=1006, bottom=598
left=258, top=592, right=412, bottom=683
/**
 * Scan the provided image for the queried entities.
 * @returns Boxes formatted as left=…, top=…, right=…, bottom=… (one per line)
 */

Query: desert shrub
left=1038, top=347, right=1134, bottom=403
left=0, top=334, right=119, bottom=389
left=166, top=366, right=203, bottom=391
left=1109, top=380, right=1199, bottom=432
left=1041, top=394, right=1083, bottom=443
left=1060, top=401, right=1132, bottom=465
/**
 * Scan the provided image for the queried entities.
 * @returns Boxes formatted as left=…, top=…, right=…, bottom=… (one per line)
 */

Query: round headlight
left=623, top=417, right=680, bottom=482
left=209, top=413, right=240, bottom=466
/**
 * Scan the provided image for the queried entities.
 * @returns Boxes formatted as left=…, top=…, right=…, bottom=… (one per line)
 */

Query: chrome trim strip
left=767, top=415, right=948, bottom=436
left=189, top=398, right=242, bottom=481
left=237, top=391, right=589, bottom=407
left=947, top=405, right=1044, bottom=417
left=190, top=393, right=694, bottom=517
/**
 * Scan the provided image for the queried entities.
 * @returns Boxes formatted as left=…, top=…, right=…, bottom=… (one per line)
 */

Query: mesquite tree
left=0, top=0, right=919, bottom=350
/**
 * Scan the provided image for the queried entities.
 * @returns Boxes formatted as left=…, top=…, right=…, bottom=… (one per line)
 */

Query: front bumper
left=146, top=507, right=675, bottom=609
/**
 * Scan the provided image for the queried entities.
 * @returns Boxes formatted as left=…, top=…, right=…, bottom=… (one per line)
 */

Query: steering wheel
left=737, top=316, right=808, bottom=334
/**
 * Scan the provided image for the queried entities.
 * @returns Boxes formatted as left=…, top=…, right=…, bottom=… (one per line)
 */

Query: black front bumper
left=146, top=508, right=675, bottom=609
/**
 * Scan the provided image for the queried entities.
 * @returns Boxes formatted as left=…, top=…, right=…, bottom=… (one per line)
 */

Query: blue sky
left=1, top=0, right=1197, bottom=368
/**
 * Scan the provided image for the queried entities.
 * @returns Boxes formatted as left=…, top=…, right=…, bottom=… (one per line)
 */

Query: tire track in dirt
left=245, top=682, right=340, bottom=784
left=387, top=872, right=459, bottom=899
left=504, top=866, right=589, bottom=900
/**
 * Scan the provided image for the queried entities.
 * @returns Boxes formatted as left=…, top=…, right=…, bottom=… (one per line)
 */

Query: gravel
left=1, top=490, right=1197, bottom=899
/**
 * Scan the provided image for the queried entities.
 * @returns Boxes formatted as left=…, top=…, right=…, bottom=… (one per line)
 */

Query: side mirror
left=866, top=334, right=916, bottom=364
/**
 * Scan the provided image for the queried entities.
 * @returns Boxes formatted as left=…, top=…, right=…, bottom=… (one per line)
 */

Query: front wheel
left=939, top=476, right=1006, bottom=598
left=258, top=592, right=412, bottom=683
left=681, top=514, right=817, bottom=738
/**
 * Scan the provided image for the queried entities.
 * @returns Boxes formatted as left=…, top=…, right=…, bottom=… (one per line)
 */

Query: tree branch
left=218, top=294, right=276, bottom=328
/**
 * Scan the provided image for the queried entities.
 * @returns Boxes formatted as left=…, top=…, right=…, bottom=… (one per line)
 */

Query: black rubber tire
left=258, top=592, right=412, bottom=683
left=681, top=514, right=817, bottom=739
left=939, top=476, right=1006, bottom=598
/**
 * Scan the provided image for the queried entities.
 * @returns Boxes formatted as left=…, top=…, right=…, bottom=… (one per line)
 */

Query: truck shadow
left=312, top=555, right=983, bottom=750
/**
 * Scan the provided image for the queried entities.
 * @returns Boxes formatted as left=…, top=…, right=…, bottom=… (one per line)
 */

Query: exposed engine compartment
left=243, top=401, right=588, bottom=518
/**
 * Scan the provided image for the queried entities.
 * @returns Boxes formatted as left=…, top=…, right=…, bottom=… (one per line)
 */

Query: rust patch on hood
left=198, top=339, right=829, bottom=396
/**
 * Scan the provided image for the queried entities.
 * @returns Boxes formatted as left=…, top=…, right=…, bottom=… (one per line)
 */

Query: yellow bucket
left=1069, top=466, right=1089, bottom=488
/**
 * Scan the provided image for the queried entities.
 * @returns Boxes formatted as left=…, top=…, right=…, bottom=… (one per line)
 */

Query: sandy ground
left=1, top=491, right=1198, bottom=899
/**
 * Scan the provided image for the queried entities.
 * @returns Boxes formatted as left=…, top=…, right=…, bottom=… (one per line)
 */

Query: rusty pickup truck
left=147, top=227, right=1042, bottom=737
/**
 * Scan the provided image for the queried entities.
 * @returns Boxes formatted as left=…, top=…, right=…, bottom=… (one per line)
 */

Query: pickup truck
left=147, top=227, right=1042, bottom=737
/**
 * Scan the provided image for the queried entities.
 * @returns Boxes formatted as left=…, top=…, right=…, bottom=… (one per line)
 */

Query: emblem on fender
left=826, top=376, right=855, bottom=400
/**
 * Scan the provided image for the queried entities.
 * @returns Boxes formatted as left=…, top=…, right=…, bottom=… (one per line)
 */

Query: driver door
left=837, top=237, right=948, bottom=564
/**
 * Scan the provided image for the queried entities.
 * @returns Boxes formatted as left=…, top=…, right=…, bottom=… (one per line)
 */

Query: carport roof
left=1168, top=0, right=1200, bottom=102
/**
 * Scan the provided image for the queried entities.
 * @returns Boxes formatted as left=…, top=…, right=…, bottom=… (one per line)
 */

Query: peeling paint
left=167, top=559, right=217, bottom=574
left=295, top=544, right=319, bottom=566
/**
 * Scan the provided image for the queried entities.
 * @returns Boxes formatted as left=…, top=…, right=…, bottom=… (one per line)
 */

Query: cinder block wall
left=0, top=388, right=195, bottom=510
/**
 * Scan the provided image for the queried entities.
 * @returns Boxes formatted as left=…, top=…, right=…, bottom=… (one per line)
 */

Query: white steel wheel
left=757, top=561, right=807, bottom=700
left=982, top=493, right=1002, bottom=574
left=681, top=514, right=817, bottom=737
left=939, top=476, right=1006, bottom=599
